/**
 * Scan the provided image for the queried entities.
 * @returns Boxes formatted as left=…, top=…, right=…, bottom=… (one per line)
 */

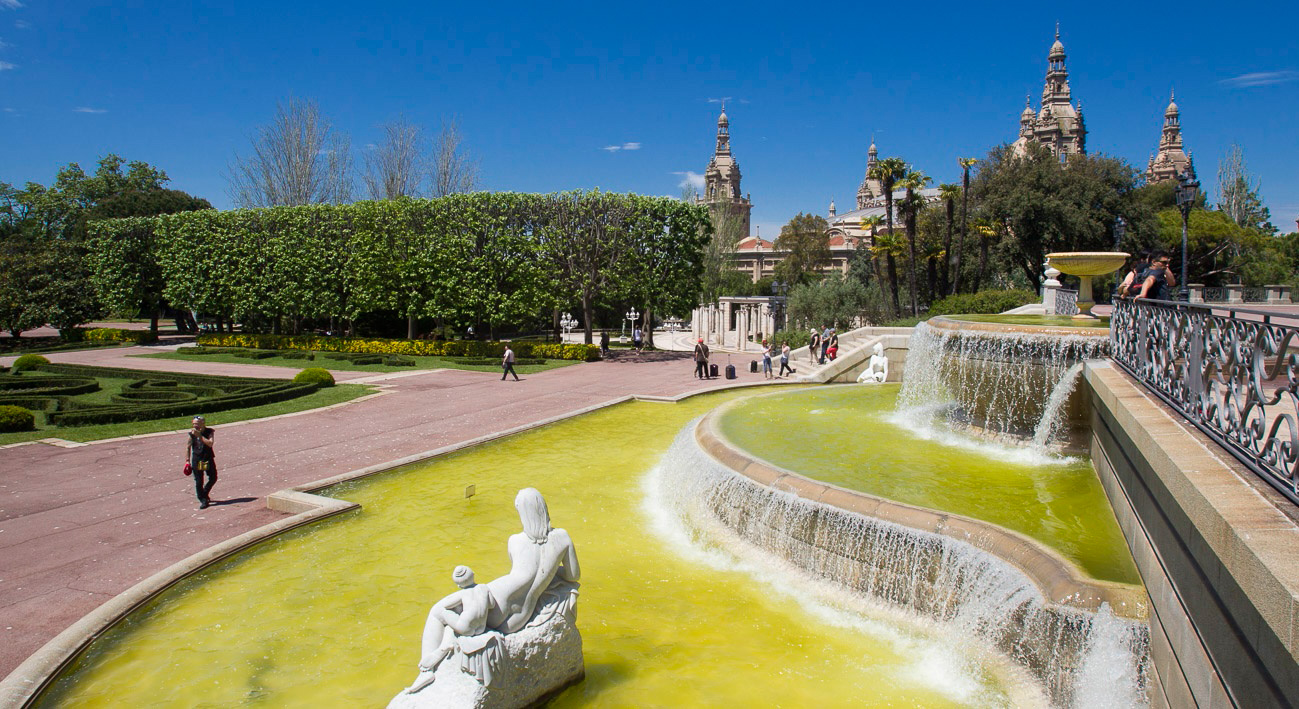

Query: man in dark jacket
left=693, top=339, right=711, bottom=379
left=185, top=416, right=217, bottom=509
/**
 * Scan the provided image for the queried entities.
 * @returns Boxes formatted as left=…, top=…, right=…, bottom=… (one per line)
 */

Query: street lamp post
left=559, top=312, right=576, bottom=341
left=1111, top=216, right=1126, bottom=302
left=624, top=308, right=639, bottom=344
left=1175, top=170, right=1200, bottom=301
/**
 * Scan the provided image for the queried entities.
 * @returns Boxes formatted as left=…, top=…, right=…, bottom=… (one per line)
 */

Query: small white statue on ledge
left=391, top=488, right=584, bottom=709
left=857, top=342, right=889, bottom=384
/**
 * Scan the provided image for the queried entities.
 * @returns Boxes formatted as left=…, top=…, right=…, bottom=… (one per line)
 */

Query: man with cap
left=693, top=338, right=711, bottom=379
left=185, top=415, right=217, bottom=509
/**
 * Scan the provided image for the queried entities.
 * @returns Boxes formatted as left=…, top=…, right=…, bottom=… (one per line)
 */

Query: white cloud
left=672, top=171, right=706, bottom=190
left=603, top=141, right=641, bottom=153
left=73, top=106, right=107, bottom=113
left=0, top=60, right=14, bottom=70
left=1219, top=70, right=1299, bottom=88
left=14, top=18, right=29, bottom=28
left=0, top=39, right=10, bottom=49
left=706, top=96, right=732, bottom=105
left=0, top=0, right=22, bottom=10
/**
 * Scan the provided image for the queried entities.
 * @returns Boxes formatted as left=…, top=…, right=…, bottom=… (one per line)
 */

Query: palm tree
left=860, top=214, right=888, bottom=314
left=954, top=157, right=978, bottom=294
left=898, top=169, right=932, bottom=316
left=872, top=230, right=907, bottom=319
left=937, top=183, right=961, bottom=297
left=868, top=157, right=908, bottom=313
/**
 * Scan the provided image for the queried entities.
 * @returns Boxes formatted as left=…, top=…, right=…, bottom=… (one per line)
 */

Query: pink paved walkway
left=0, top=347, right=771, bottom=677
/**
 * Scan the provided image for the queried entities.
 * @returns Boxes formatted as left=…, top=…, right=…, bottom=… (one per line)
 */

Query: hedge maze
left=0, top=363, right=323, bottom=427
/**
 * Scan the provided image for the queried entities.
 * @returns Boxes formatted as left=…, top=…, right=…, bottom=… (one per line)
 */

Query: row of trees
left=87, top=192, right=712, bottom=344
left=1, top=155, right=213, bottom=336
left=227, top=98, right=480, bottom=207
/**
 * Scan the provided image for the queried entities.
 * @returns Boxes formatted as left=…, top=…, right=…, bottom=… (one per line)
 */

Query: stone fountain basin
left=1047, top=252, right=1128, bottom=277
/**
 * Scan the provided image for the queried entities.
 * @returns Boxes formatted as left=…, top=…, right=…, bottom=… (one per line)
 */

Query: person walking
left=632, top=326, right=644, bottom=354
left=184, top=416, right=217, bottom=509
left=761, top=340, right=774, bottom=380
left=599, top=330, right=610, bottom=357
left=778, top=343, right=794, bottom=377
left=501, top=344, right=520, bottom=381
left=808, top=329, right=821, bottom=365
left=693, top=338, right=711, bottom=379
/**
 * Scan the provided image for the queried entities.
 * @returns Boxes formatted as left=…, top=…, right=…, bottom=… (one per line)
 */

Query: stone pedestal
left=1187, top=284, right=1205, bottom=304
left=1226, top=284, right=1244, bottom=304
left=1266, top=284, right=1293, bottom=305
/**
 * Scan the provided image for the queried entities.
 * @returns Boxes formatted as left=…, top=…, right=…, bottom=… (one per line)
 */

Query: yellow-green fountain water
left=718, top=385, right=1139, bottom=584
left=36, top=389, right=1034, bottom=708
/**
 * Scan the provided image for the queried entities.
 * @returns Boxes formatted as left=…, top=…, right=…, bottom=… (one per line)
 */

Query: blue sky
left=3, top=1, right=1297, bottom=237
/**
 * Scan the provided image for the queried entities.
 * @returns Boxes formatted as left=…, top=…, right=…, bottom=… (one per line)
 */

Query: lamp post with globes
left=623, top=308, right=639, bottom=344
left=1175, top=170, right=1199, bottom=302
left=559, top=312, right=576, bottom=341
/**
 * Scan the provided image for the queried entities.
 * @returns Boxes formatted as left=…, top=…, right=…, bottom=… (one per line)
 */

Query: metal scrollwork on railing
left=1110, top=299, right=1299, bottom=505
left=1055, top=288, right=1079, bottom=316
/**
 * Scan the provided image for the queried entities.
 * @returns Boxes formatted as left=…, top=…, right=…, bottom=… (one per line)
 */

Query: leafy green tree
left=786, top=273, right=870, bottom=331
left=1217, top=144, right=1274, bottom=234
left=773, top=213, right=830, bottom=287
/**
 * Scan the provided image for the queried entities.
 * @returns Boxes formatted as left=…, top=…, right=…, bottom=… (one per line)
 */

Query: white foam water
left=650, top=421, right=1149, bottom=708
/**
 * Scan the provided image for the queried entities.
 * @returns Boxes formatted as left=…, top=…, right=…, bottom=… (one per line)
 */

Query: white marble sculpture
left=857, top=342, right=889, bottom=383
left=390, top=488, right=583, bottom=709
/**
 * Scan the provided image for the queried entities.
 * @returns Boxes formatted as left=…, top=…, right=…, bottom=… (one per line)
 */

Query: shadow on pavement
left=600, top=350, right=691, bottom=363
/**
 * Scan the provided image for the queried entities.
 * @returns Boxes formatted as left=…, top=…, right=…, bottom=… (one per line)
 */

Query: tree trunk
left=941, top=201, right=954, bottom=297
left=581, top=291, right=594, bottom=344
left=927, top=257, right=938, bottom=305
left=904, top=191, right=920, bottom=316
left=149, top=308, right=160, bottom=337
left=552, top=308, right=560, bottom=343
left=974, top=230, right=991, bottom=292
left=886, top=254, right=901, bottom=316
left=407, top=314, right=416, bottom=340
left=955, top=170, right=970, bottom=294
left=645, top=306, right=655, bottom=349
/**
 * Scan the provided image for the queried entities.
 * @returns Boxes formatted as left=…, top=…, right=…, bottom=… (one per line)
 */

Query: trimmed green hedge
left=197, top=333, right=601, bottom=362
left=0, top=405, right=35, bottom=432
left=449, top=356, right=545, bottom=366
left=293, top=368, right=335, bottom=387
left=22, top=363, right=323, bottom=426
left=926, top=289, right=1039, bottom=317
left=12, top=354, right=49, bottom=372
left=83, top=328, right=160, bottom=345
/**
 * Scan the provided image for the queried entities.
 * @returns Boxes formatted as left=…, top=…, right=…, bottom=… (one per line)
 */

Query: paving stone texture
left=0, top=344, right=777, bottom=677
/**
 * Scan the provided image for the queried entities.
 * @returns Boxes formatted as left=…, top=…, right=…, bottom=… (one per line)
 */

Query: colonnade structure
left=690, top=296, right=785, bottom=352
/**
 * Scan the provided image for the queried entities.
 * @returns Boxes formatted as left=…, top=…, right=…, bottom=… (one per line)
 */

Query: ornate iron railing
left=1110, top=299, right=1299, bottom=505
left=1055, top=288, right=1079, bottom=316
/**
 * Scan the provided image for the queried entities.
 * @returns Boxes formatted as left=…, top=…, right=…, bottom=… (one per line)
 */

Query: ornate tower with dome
left=1145, top=91, right=1194, bottom=184
left=1012, top=27, right=1087, bottom=158
left=699, top=106, right=752, bottom=237
left=856, top=139, right=884, bottom=208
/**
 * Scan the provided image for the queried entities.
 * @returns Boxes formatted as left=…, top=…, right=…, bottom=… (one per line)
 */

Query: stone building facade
left=698, top=106, right=752, bottom=238
left=1145, top=91, right=1194, bottom=184
left=1013, top=28, right=1087, bottom=159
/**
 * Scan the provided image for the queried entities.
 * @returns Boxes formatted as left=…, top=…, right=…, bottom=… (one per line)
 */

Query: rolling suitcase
left=749, top=360, right=758, bottom=373
left=725, top=364, right=737, bottom=380
left=709, top=363, right=719, bottom=378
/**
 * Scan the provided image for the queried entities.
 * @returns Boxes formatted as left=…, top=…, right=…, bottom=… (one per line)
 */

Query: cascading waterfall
left=897, top=321, right=1109, bottom=449
left=653, top=421, right=1148, bottom=709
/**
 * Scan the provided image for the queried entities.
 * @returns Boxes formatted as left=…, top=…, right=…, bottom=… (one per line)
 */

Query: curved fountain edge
left=697, top=391, right=1147, bottom=620
left=0, top=381, right=796, bottom=708
left=929, top=315, right=1112, bottom=339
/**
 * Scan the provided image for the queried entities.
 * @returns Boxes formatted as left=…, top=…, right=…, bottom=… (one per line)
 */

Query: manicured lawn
left=133, top=350, right=583, bottom=374
left=0, top=382, right=374, bottom=445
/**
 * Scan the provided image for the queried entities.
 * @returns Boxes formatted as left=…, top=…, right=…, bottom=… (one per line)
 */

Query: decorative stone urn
left=1045, top=252, right=1129, bottom=320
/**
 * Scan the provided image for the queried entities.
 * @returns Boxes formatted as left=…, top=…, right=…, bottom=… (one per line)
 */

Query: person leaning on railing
left=1135, top=250, right=1177, bottom=301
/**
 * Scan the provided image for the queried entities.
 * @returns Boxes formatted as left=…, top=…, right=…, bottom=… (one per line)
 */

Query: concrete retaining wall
left=1087, top=362, right=1299, bottom=708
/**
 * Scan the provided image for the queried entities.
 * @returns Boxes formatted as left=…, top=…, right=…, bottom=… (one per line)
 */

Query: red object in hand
left=183, top=462, right=192, bottom=476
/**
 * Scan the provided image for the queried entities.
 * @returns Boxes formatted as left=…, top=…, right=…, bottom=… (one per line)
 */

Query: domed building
left=1145, top=91, right=1194, bottom=184
left=1012, top=27, right=1087, bottom=158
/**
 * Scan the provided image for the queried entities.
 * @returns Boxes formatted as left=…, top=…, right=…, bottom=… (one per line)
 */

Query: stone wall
left=1086, top=362, right=1299, bottom=708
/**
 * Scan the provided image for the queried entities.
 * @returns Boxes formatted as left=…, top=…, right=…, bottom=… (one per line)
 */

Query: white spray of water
left=650, top=420, right=1148, bottom=708
left=897, top=322, right=1107, bottom=451
left=1033, top=363, right=1084, bottom=448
